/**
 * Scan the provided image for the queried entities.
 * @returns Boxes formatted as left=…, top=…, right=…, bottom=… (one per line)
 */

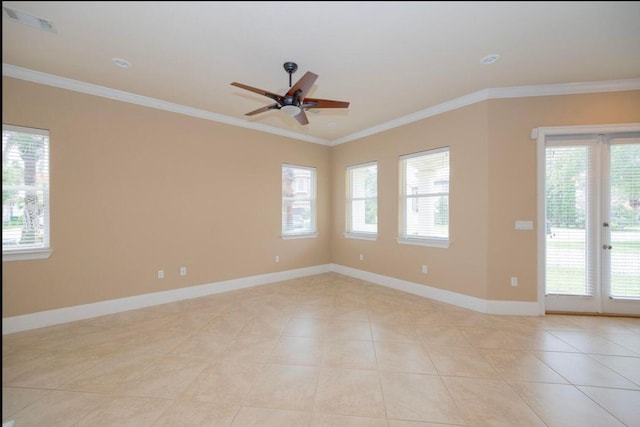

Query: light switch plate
left=515, top=220, right=533, bottom=230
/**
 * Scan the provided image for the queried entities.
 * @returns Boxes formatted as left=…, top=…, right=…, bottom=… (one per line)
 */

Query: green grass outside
left=546, top=265, right=640, bottom=297
left=2, top=221, right=22, bottom=229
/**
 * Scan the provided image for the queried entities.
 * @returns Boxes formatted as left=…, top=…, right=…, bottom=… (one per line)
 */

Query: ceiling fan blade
left=302, top=98, right=350, bottom=109
left=286, top=71, right=318, bottom=99
left=293, top=109, right=309, bottom=125
left=231, top=82, right=282, bottom=103
left=245, top=103, right=279, bottom=116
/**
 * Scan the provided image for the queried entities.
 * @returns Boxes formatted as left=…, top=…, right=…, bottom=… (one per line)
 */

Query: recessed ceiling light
left=480, top=54, right=501, bottom=65
left=112, top=58, right=132, bottom=69
left=3, top=6, right=55, bottom=32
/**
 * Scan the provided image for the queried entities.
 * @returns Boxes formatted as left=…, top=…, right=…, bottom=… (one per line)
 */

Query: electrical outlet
left=422, top=264, right=428, bottom=274
left=157, top=270, right=164, bottom=279
left=359, top=254, right=364, bottom=261
left=180, top=266, right=187, bottom=276
left=275, top=255, right=280, bottom=263
left=511, top=277, right=518, bottom=287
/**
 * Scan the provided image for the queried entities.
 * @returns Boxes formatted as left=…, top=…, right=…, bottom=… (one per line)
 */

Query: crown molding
left=2, top=64, right=330, bottom=146
left=332, top=78, right=640, bottom=145
left=4, top=63, right=639, bottom=146
left=487, top=78, right=640, bottom=99
left=331, top=89, right=490, bottom=146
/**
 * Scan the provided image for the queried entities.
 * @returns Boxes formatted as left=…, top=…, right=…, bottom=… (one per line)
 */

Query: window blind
left=608, top=139, right=640, bottom=299
left=2, top=125, right=50, bottom=253
left=347, top=162, right=377, bottom=235
left=544, top=142, right=595, bottom=296
left=400, top=147, right=449, bottom=242
left=282, top=164, right=316, bottom=236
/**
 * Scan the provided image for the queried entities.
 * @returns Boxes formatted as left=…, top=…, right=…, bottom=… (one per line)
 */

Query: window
left=282, top=164, right=317, bottom=238
left=3, top=125, right=52, bottom=260
left=345, top=162, right=377, bottom=240
left=398, top=147, right=449, bottom=247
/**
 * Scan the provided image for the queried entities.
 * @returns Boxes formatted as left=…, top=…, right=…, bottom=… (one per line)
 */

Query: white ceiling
left=3, top=1, right=640, bottom=145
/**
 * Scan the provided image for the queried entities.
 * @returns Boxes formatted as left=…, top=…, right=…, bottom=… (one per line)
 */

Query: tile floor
left=3, top=272, right=640, bottom=426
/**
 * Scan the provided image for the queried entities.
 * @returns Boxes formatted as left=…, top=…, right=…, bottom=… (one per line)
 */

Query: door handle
left=603, top=222, right=609, bottom=227
left=602, top=244, right=612, bottom=250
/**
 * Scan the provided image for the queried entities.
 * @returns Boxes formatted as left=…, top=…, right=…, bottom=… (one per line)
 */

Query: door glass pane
left=609, top=142, right=640, bottom=299
left=545, top=145, right=592, bottom=296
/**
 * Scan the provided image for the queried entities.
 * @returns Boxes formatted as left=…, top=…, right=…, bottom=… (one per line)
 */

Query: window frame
left=344, top=161, right=378, bottom=241
left=398, top=146, right=450, bottom=248
left=2, top=124, right=53, bottom=261
left=281, top=163, right=317, bottom=239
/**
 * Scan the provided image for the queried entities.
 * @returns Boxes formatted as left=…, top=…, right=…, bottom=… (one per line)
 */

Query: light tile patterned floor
left=3, top=272, right=640, bottom=426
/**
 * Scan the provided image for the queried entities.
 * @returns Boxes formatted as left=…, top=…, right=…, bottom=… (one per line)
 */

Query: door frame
left=533, top=123, right=640, bottom=315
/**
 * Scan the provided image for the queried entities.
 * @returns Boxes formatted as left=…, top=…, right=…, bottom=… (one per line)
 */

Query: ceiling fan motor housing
left=281, top=96, right=300, bottom=107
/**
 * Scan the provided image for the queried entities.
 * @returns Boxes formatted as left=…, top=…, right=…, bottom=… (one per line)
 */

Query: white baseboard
left=2, top=264, right=332, bottom=335
left=330, top=264, right=542, bottom=316
left=3, top=263, right=542, bottom=335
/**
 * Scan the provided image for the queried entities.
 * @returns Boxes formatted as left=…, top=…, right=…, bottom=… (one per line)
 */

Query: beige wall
left=331, top=103, right=491, bottom=299
left=2, top=77, right=332, bottom=317
left=486, top=92, right=640, bottom=301
left=3, top=75, right=639, bottom=319
left=332, top=90, right=640, bottom=302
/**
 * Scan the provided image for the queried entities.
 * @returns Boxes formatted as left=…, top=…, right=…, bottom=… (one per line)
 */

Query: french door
left=540, top=126, right=640, bottom=315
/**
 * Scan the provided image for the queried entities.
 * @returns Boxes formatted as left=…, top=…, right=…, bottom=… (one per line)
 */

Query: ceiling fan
left=231, top=62, right=350, bottom=125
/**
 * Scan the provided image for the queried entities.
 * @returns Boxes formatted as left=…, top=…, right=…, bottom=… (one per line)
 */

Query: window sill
left=344, top=232, right=377, bottom=241
left=3, top=248, right=53, bottom=262
left=281, top=232, right=318, bottom=240
left=396, top=236, right=449, bottom=248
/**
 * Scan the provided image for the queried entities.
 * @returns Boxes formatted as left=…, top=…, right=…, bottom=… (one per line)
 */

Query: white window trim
left=281, top=163, right=317, bottom=239
left=396, top=236, right=450, bottom=248
left=398, top=146, right=450, bottom=248
left=532, top=122, right=640, bottom=316
left=2, top=124, right=52, bottom=262
left=344, top=232, right=377, bottom=241
left=281, top=232, right=318, bottom=240
left=3, top=248, right=53, bottom=262
left=345, top=161, right=378, bottom=239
